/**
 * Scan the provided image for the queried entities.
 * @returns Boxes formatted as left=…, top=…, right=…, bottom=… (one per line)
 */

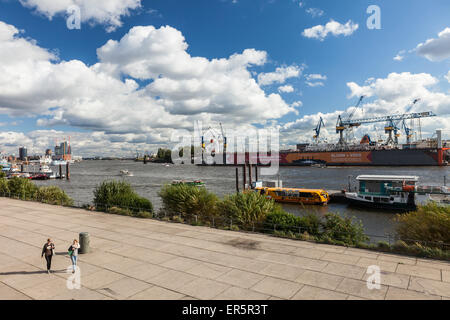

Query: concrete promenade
left=0, top=198, right=449, bottom=300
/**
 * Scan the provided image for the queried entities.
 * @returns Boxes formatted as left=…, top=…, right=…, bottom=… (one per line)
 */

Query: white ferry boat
left=51, top=160, right=67, bottom=166
left=345, top=175, right=419, bottom=211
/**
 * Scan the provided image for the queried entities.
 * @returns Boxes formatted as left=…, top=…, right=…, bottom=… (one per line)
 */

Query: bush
left=319, top=213, right=368, bottom=246
left=264, top=209, right=320, bottom=236
left=218, top=192, right=276, bottom=229
left=93, top=180, right=153, bottom=216
left=159, top=184, right=219, bottom=221
left=34, top=186, right=74, bottom=206
left=395, top=203, right=450, bottom=249
left=0, top=177, right=9, bottom=195
left=7, top=177, right=38, bottom=200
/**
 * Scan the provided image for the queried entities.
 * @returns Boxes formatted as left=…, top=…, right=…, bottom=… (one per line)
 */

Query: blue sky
left=0, top=0, right=449, bottom=156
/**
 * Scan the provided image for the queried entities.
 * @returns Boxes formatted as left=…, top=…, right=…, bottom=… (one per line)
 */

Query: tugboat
left=345, top=175, right=419, bottom=211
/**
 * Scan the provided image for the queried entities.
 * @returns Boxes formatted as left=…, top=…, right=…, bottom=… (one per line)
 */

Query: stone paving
left=0, top=198, right=449, bottom=300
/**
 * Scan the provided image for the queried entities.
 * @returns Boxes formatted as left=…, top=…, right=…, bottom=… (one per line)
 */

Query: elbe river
left=32, top=160, right=449, bottom=242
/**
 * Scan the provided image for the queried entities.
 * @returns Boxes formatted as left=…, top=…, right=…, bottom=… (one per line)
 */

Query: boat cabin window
left=359, top=181, right=383, bottom=193
left=364, top=196, right=372, bottom=200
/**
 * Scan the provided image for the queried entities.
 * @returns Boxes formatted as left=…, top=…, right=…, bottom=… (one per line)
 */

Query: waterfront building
left=19, top=147, right=27, bottom=161
left=54, top=141, right=72, bottom=160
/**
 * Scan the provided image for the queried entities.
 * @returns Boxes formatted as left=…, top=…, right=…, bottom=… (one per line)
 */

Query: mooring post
left=66, top=161, right=70, bottom=180
left=243, top=163, right=247, bottom=190
left=59, top=164, right=62, bottom=179
left=248, top=163, right=252, bottom=188
left=235, top=167, right=239, bottom=193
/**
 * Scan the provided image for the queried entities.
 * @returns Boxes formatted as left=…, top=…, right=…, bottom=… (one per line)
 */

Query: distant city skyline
left=0, top=0, right=449, bottom=157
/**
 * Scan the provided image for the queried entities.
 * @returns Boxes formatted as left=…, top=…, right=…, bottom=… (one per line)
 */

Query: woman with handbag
left=41, top=238, right=55, bottom=274
left=68, top=239, right=80, bottom=273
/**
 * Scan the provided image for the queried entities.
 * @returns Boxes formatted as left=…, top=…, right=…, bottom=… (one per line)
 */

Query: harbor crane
left=336, top=96, right=365, bottom=146
left=313, top=117, right=325, bottom=143
left=402, top=119, right=414, bottom=144
left=385, top=99, right=420, bottom=145
left=338, top=111, right=436, bottom=145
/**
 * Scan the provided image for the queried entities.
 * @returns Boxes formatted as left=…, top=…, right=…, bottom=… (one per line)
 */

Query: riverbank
left=1, top=198, right=449, bottom=300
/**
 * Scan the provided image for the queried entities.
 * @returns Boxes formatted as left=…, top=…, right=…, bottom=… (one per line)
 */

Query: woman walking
left=41, top=238, right=55, bottom=274
left=68, top=239, right=80, bottom=273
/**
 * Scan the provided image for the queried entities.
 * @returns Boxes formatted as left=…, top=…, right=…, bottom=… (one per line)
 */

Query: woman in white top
left=69, top=239, right=80, bottom=273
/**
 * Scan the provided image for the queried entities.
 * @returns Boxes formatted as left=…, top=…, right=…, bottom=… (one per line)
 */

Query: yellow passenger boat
left=254, top=187, right=329, bottom=205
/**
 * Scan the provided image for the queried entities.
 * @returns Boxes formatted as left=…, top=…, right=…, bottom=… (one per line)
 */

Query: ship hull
left=281, top=148, right=441, bottom=166
left=216, top=148, right=446, bottom=166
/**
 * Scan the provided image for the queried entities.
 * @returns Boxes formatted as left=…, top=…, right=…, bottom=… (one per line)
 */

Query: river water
left=32, top=160, right=449, bottom=241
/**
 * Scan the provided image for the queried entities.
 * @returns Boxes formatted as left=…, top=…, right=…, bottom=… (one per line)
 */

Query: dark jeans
left=45, top=255, right=52, bottom=270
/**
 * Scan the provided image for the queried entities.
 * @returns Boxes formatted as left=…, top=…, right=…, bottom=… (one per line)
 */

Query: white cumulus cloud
left=278, top=85, right=294, bottom=93
left=302, top=19, right=358, bottom=41
left=18, top=0, right=142, bottom=32
left=416, top=27, right=450, bottom=62
left=257, top=65, right=303, bottom=86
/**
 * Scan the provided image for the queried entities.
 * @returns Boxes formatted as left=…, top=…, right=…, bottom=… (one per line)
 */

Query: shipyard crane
left=336, top=96, right=365, bottom=146
left=339, top=111, right=436, bottom=145
left=386, top=99, right=421, bottom=145
left=313, top=117, right=325, bottom=143
left=402, top=119, right=414, bottom=144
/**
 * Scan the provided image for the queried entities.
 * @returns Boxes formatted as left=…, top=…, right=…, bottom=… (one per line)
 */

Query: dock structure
left=1, top=198, right=449, bottom=300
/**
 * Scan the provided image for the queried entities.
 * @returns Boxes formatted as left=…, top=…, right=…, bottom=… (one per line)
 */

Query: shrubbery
left=395, top=202, right=450, bottom=249
left=158, top=185, right=368, bottom=247
left=159, top=183, right=218, bottom=221
left=320, top=213, right=368, bottom=246
left=34, top=186, right=74, bottom=206
left=219, top=192, right=276, bottom=229
left=93, top=180, right=153, bottom=217
left=265, top=209, right=321, bottom=235
left=7, top=177, right=38, bottom=200
left=0, top=177, right=73, bottom=206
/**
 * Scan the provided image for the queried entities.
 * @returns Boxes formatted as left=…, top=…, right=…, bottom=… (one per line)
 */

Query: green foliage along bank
left=395, top=202, right=450, bottom=250
left=159, top=184, right=368, bottom=246
left=0, top=177, right=73, bottom=206
left=93, top=180, right=153, bottom=218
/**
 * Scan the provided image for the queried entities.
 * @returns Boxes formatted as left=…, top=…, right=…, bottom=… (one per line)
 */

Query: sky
left=0, top=0, right=449, bottom=157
